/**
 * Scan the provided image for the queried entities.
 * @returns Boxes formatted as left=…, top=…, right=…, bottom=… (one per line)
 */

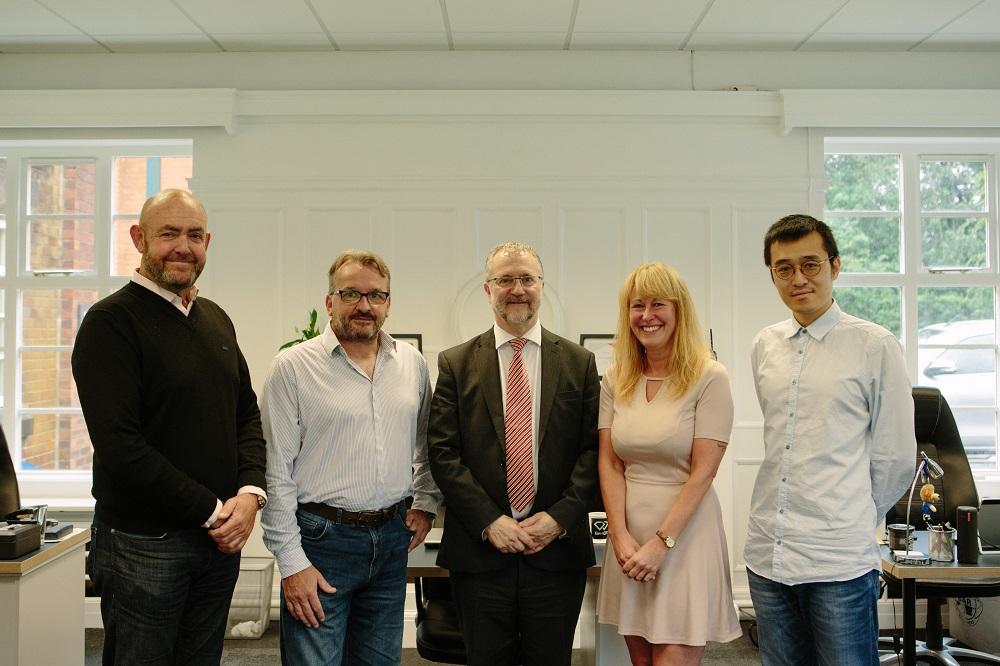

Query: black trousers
left=450, top=558, right=587, bottom=666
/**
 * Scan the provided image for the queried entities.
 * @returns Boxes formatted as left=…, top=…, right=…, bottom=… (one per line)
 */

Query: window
left=1, top=141, right=192, bottom=501
left=825, top=138, right=1000, bottom=485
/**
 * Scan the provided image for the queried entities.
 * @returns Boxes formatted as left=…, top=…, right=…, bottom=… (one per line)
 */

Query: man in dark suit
left=429, top=241, right=599, bottom=666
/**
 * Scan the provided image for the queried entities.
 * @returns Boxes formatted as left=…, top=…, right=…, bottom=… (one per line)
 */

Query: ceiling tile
left=334, top=32, right=449, bottom=50
left=446, top=0, right=575, bottom=32
left=452, top=32, right=566, bottom=49
left=310, top=0, right=444, bottom=33
left=818, top=0, right=979, bottom=34
left=173, top=0, right=324, bottom=33
left=687, top=32, right=808, bottom=50
left=698, top=0, right=846, bottom=33
left=573, top=0, right=709, bottom=33
left=37, top=0, right=199, bottom=34
left=939, top=0, right=1000, bottom=34
left=0, top=0, right=81, bottom=34
left=570, top=32, right=686, bottom=50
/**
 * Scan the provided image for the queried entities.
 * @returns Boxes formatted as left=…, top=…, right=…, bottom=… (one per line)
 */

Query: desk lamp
left=893, top=451, right=944, bottom=565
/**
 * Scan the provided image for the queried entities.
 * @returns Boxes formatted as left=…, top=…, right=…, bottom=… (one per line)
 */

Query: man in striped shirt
left=260, top=250, right=441, bottom=666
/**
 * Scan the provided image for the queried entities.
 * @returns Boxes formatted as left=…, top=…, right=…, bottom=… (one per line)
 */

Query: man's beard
left=332, top=312, right=382, bottom=342
left=141, top=254, right=202, bottom=293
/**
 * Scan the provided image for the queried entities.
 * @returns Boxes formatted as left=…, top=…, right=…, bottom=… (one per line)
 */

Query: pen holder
left=887, top=523, right=915, bottom=551
left=928, top=524, right=957, bottom=562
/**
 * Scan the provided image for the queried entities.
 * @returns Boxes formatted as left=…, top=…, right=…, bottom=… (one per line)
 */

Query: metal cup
left=887, top=523, right=915, bottom=551
left=928, top=525, right=957, bottom=562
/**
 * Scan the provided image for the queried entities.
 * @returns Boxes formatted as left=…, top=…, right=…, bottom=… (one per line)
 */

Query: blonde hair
left=328, top=250, right=391, bottom=292
left=609, top=262, right=709, bottom=401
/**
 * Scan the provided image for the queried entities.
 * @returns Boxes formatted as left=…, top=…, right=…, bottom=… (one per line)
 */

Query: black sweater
left=72, top=282, right=266, bottom=534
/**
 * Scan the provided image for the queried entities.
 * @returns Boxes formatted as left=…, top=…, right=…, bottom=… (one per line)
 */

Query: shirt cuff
left=203, top=499, right=224, bottom=528
left=238, top=485, right=267, bottom=508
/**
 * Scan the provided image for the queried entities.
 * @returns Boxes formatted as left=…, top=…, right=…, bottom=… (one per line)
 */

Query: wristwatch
left=655, top=530, right=675, bottom=549
left=255, top=494, right=266, bottom=510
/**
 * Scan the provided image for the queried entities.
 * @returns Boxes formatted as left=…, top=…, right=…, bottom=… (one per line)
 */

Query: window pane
left=113, top=157, right=150, bottom=214
left=20, top=351, right=79, bottom=407
left=26, top=218, right=96, bottom=273
left=0, top=157, right=6, bottom=208
left=113, top=215, right=139, bottom=277
left=161, top=156, right=192, bottom=191
left=920, top=216, right=988, bottom=270
left=950, top=407, right=996, bottom=468
left=827, top=216, right=900, bottom=273
left=20, top=414, right=91, bottom=471
left=917, top=287, right=994, bottom=331
left=920, top=160, right=987, bottom=212
left=834, top=286, right=901, bottom=337
left=21, top=288, right=98, bottom=346
left=825, top=154, right=900, bottom=211
left=28, top=162, right=96, bottom=215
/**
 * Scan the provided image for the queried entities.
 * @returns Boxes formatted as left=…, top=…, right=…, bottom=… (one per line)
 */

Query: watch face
left=665, top=535, right=675, bottom=548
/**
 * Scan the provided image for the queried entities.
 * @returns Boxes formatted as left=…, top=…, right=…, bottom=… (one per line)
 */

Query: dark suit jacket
left=428, top=327, right=599, bottom=574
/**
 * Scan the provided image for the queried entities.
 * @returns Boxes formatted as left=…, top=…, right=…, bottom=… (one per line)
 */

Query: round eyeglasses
left=331, top=289, right=389, bottom=305
left=770, top=258, right=834, bottom=281
left=486, top=275, right=543, bottom=289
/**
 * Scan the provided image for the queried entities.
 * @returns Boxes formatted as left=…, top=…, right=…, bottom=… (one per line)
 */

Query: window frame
left=0, top=140, right=192, bottom=504
left=821, top=134, right=1000, bottom=496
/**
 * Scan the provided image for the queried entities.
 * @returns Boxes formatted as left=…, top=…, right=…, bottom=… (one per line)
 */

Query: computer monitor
left=981, top=498, right=1000, bottom=551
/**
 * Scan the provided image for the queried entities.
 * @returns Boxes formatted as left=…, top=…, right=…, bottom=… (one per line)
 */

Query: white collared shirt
left=260, top=324, right=442, bottom=577
left=129, top=270, right=266, bottom=525
left=494, top=321, right=543, bottom=519
left=745, top=302, right=915, bottom=584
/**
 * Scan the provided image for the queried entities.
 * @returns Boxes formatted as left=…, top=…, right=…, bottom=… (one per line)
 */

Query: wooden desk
left=881, top=533, right=1000, bottom=666
left=0, top=528, right=89, bottom=666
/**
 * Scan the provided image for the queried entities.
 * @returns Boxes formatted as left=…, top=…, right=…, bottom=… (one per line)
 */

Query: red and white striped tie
left=505, top=337, right=534, bottom=513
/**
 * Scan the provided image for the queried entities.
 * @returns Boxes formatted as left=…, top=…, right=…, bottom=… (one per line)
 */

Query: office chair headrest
left=913, top=386, right=943, bottom=443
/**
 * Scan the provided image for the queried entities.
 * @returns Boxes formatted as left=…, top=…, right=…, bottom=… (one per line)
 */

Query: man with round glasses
left=428, top=241, right=600, bottom=666
left=746, top=214, right=915, bottom=665
left=260, top=249, right=441, bottom=665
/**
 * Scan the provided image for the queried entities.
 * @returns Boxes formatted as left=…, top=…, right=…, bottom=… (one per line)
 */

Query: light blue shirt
left=746, top=302, right=915, bottom=584
left=260, top=324, right=442, bottom=577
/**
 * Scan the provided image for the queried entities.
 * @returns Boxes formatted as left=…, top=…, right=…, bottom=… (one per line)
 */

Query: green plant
left=279, top=309, right=322, bottom=349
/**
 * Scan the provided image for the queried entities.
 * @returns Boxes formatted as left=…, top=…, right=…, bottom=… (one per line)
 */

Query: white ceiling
left=2, top=0, right=1000, bottom=54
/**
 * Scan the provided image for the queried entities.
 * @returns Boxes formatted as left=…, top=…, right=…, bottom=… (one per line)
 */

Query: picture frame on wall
left=579, top=334, right=614, bottom=379
left=391, top=333, right=423, bottom=353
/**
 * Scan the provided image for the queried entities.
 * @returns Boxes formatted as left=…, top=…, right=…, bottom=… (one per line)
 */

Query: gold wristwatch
left=655, top=530, right=675, bottom=549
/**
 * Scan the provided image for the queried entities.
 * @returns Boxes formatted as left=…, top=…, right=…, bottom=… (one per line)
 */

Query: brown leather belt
left=298, top=497, right=411, bottom=528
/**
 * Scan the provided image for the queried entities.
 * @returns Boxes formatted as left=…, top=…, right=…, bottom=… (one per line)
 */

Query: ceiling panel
left=173, top=0, right=324, bottom=33
left=335, top=33, right=449, bottom=50
left=0, top=0, right=82, bottom=34
left=573, top=0, right=709, bottom=33
left=446, top=0, right=575, bottom=32
left=698, top=0, right=846, bottom=33
left=38, top=0, right=200, bottom=35
left=818, top=0, right=979, bottom=34
left=938, top=0, right=1000, bottom=33
left=310, top=0, right=444, bottom=32
left=570, top=32, right=686, bottom=50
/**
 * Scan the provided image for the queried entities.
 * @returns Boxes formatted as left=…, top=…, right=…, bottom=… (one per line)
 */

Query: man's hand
left=282, top=565, right=336, bottom=628
left=207, top=493, right=258, bottom=553
left=518, top=511, right=563, bottom=555
left=621, top=537, right=668, bottom=583
left=405, top=509, right=433, bottom=552
left=484, top=515, right=538, bottom=554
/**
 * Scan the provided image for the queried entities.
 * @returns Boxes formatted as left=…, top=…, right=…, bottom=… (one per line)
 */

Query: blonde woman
left=597, top=262, right=741, bottom=665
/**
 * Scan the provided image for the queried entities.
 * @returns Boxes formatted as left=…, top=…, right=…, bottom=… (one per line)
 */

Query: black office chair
left=880, top=387, right=1000, bottom=665
left=0, top=425, right=20, bottom=518
left=414, top=577, right=467, bottom=664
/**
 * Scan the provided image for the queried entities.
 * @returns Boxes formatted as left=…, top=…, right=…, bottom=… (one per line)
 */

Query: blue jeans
left=280, top=506, right=411, bottom=666
left=88, top=518, right=240, bottom=666
left=747, top=568, right=880, bottom=666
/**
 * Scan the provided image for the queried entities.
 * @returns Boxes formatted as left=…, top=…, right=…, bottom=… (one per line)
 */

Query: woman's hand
left=621, top=537, right=668, bottom=582
left=608, top=529, right=641, bottom=568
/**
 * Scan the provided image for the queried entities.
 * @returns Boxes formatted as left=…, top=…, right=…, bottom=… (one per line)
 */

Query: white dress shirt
left=494, top=321, right=542, bottom=519
left=745, top=302, right=915, bottom=584
left=130, top=270, right=266, bottom=527
left=260, top=324, right=442, bottom=577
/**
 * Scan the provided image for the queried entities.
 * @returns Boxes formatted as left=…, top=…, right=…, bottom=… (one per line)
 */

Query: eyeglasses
left=331, top=289, right=389, bottom=305
left=487, top=275, right=543, bottom=289
left=770, top=258, right=834, bottom=281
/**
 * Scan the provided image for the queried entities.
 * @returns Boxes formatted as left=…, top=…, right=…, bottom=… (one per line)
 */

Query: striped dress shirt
left=260, top=324, right=442, bottom=577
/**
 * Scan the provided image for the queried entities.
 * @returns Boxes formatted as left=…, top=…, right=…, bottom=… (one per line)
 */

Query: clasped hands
left=207, top=493, right=259, bottom=554
left=485, top=512, right=562, bottom=555
left=609, top=530, right=668, bottom=583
